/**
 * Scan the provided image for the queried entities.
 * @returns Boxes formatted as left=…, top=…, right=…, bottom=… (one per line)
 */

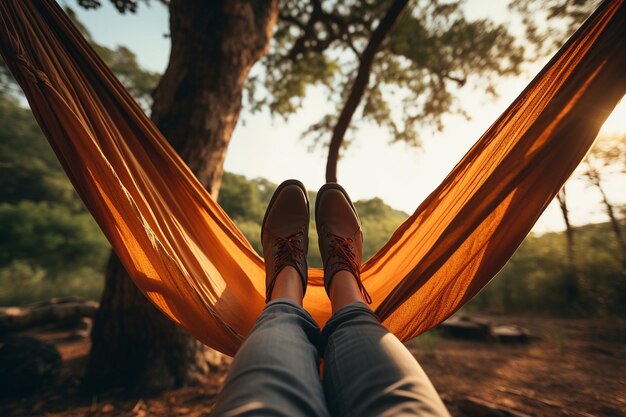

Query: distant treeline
left=0, top=92, right=624, bottom=315
left=218, top=172, right=409, bottom=268
left=471, top=222, right=626, bottom=316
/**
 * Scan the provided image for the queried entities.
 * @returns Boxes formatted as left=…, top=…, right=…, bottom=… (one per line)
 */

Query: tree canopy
left=252, top=0, right=525, bottom=151
left=510, top=0, right=600, bottom=56
left=67, top=0, right=556, bottom=181
left=0, top=6, right=160, bottom=110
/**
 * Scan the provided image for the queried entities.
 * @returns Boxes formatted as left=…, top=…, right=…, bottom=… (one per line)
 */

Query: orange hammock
left=1, top=0, right=625, bottom=356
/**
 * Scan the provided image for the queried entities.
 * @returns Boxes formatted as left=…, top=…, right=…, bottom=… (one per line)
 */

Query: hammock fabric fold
left=1, top=0, right=624, bottom=356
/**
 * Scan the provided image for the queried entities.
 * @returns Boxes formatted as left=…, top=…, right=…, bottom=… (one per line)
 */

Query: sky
left=60, top=0, right=626, bottom=234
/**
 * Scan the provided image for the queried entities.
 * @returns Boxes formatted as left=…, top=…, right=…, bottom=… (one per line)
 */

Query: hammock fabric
left=1, top=0, right=625, bottom=356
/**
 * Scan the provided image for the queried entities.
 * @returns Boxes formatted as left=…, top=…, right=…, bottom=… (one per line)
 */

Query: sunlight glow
left=599, top=95, right=626, bottom=136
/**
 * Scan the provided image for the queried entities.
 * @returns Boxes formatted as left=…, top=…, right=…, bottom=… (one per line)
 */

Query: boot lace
left=266, top=230, right=305, bottom=302
left=326, top=233, right=372, bottom=304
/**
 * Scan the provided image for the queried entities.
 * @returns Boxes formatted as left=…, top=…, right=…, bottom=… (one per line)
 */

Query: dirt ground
left=1, top=315, right=624, bottom=417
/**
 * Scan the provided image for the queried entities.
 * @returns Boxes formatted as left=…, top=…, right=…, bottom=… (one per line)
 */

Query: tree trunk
left=84, top=0, right=278, bottom=393
left=595, top=177, right=625, bottom=254
left=556, top=186, right=579, bottom=304
left=556, top=187, right=575, bottom=269
left=325, top=0, right=409, bottom=182
left=584, top=161, right=625, bottom=254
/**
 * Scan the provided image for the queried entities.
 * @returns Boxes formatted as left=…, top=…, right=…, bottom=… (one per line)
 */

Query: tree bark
left=325, top=0, right=409, bottom=182
left=84, top=0, right=278, bottom=393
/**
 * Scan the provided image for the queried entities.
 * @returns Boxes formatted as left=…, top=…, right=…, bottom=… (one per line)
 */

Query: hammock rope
left=0, top=0, right=624, bottom=356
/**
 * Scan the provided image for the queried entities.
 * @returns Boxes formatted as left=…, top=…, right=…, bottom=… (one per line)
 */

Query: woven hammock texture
left=0, top=0, right=624, bottom=356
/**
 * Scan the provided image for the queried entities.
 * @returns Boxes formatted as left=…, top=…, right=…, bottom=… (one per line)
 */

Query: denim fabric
left=211, top=299, right=328, bottom=417
left=212, top=300, right=450, bottom=417
left=321, top=302, right=450, bottom=417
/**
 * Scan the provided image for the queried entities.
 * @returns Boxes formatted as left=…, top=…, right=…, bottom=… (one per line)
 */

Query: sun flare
left=599, top=95, right=626, bottom=136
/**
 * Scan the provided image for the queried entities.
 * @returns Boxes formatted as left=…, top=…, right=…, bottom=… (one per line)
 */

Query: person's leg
left=315, top=183, right=449, bottom=417
left=321, top=274, right=450, bottom=417
left=212, top=267, right=329, bottom=417
left=213, top=180, right=328, bottom=417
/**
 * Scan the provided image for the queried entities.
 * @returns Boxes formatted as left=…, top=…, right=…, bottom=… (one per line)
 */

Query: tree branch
left=278, top=12, right=306, bottom=31
left=282, top=0, right=367, bottom=61
left=325, top=0, right=410, bottom=182
left=442, top=72, right=467, bottom=87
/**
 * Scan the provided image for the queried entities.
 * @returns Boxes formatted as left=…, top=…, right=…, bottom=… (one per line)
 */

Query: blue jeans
left=211, top=300, right=450, bottom=417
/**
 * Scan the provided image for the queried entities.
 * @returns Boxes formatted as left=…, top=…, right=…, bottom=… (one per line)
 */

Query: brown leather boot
left=261, top=179, right=309, bottom=303
left=315, top=183, right=371, bottom=304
